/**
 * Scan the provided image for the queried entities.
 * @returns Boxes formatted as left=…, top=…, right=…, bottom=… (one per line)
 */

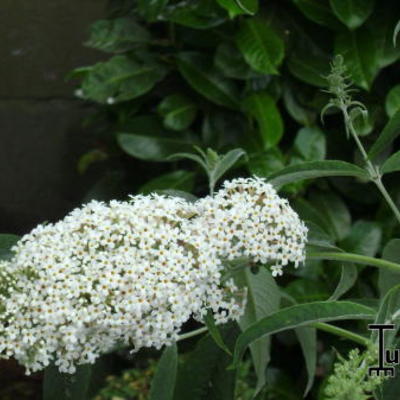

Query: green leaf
left=85, top=18, right=150, bottom=53
left=214, top=43, right=255, bottom=79
left=394, top=19, right=400, bottom=46
left=43, top=364, right=93, bottom=400
left=168, top=151, right=208, bottom=173
left=234, top=268, right=281, bottom=394
left=286, top=279, right=330, bottom=302
left=287, top=52, right=330, bottom=88
left=242, top=92, right=283, bottom=149
left=211, top=148, right=247, bottom=187
left=216, top=0, right=258, bottom=17
left=293, top=127, right=326, bottom=161
left=177, top=52, right=239, bottom=109
left=295, top=326, right=317, bottom=396
left=371, top=284, right=400, bottom=348
left=0, top=234, right=19, bottom=261
left=385, top=85, right=400, bottom=118
left=350, top=106, right=374, bottom=136
left=231, top=301, right=375, bottom=368
left=292, top=0, right=342, bottom=29
left=368, top=109, right=400, bottom=160
left=149, top=344, right=178, bottom=400
left=329, top=263, right=358, bottom=300
left=235, top=0, right=258, bottom=14
left=204, top=310, right=232, bottom=355
left=335, top=27, right=378, bottom=90
left=138, top=170, right=195, bottom=194
left=382, top=150, right=400, bottom=174
left=163, top=0, right=226, bottom=29
left=138, top=0, right=169, bottom=21
left=158, top=94, right=197, bottom=131
left=117, top=133, right=195, bottom=161
left=368, top=6, right=400, bottom=69
left=81, top=55, right=167, bottom=103
left=266, top=160, right=369, bottom=188
left=309, top=192, right=351, bottom=241
left=174, top=326, right=238, bottom=399
left=378, top=239, right=400, bottom=296
left=283, top=85, right=316, bottom=126
left=236, top=17, right=284, bottom=75
left=329, top=0, right=374, bottom=29
left=248, top=149, right=285, bottom=177
left=341, top=221, right=382, bottom=257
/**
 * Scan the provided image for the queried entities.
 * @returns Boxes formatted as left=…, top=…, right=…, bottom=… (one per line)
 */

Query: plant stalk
left=342, top=106, right=400, bottom=225
left=177, top=326, right=208, bottom=342
left=313, top=322, right=370, bottom=346
left=308, top=251, right=400, bottom=273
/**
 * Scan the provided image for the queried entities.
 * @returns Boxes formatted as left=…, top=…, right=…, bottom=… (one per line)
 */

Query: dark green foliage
left=74, top=0, right=398, bottom=199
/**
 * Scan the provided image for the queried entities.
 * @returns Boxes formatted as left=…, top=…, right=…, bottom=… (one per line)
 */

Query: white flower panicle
left=0, top=177, right=307, bottom=374
left=195, top=177, right=308, bottom=277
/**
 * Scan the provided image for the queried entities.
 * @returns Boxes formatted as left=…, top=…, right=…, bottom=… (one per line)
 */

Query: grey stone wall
left=0, top=1, right=108, bottom=233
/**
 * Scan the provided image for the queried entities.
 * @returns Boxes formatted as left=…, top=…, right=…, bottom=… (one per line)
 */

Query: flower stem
left=308, top=251, right=400, bottom=273
left=177, top=326, right=208, bottom=342
left=342, top=106, right=400, bottom=225
left=313, top=322, right=370, bottom=346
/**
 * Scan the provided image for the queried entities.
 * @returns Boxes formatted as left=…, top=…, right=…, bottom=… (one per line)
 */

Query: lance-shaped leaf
left=149, top=344, right=178, bottom=400
left=204, top=310, right=232, bottom=355
left=43, top=364, right=93, bottom=400
left=382, top=150, right=400, bottom=174
left=368, top=109, right=400, bottom=160
left=266, top=160, right=368, bottom=188
left=295, top=326, right=317, bottom=396
left=385, top=85, right=400, bottom=118
left=174, top=326, right=238, bottom=399
left=235, top=268, right=281, bottom=394
left=378, top=239, right=400, bottom=296
left=371, top=285, right=400, bottom=348
left=231, top=301, right=375, bottom=368
left=329, top=264, right=358, bottom=301
left=210, top=148, right=247, bottom=187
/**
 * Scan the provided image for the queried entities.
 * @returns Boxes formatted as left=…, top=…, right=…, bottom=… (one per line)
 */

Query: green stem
left=343, top=106, right=400, bottom=225
left=375, top=177, right=400, bottom=224
left=313, top=322, right=370, bottom=346
left=177, top=326, right=208, bottom=342
left=308, top=251, right=400, bottom=273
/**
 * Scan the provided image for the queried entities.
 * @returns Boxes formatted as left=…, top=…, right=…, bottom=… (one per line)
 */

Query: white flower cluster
left=195, top=177, right=308, bottom=277
left=0, top=177, right=307, bottom=374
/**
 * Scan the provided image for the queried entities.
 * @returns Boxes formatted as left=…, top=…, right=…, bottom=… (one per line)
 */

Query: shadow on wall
left=0, top=0, right=108, bottom=234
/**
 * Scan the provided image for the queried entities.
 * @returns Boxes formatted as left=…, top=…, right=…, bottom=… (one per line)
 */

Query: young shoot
left=323, top=55, right=400, bottom=225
